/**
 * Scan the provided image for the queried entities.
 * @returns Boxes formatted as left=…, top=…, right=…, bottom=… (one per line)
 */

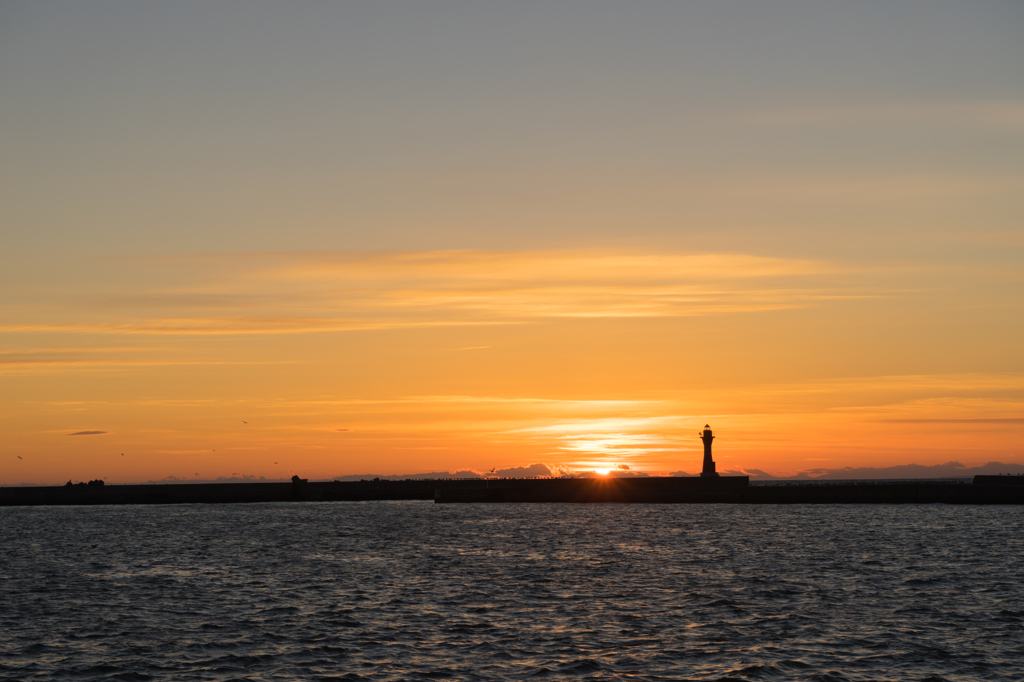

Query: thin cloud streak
left=0, top=358, right=296, bottom=375
left=177, top=250, right=830, bottom=283
left=879, top=418, right=1024, bottom=424
left=276, top=396, right=662, bottom=408
left=7, top=250, right=894, bottom=337
left=510, top=417, right=686, bottom=435
left=0, top=318, right=523, bottom=336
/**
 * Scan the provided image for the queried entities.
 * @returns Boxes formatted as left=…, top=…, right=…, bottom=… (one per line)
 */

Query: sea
left=1, top=502, right=1022, bottom=681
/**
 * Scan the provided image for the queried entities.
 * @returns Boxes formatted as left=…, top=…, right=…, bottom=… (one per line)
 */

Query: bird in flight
left=243, top=421, right=248, bottom=424
left=17, top=456, right=22, bottom=460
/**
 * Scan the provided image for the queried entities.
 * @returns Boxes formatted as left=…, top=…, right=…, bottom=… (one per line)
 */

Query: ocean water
left=1, top=502, right=1022, bottom=682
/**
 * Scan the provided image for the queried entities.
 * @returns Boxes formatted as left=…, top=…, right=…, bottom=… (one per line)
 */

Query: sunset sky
left=3, top=1, right=1023, bottom=484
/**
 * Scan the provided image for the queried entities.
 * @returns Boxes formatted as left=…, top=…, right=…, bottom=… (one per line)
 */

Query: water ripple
left=1, top=503, right=1022, bottom=681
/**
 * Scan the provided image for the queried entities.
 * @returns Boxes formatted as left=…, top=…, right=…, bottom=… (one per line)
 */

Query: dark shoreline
left=2, top=475, right=1023, bottom=506
left=434, top=475, right=1024, bottom=504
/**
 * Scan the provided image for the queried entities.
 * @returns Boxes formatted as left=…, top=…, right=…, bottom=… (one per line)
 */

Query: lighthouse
left=700, top=424, right=719, bottom=477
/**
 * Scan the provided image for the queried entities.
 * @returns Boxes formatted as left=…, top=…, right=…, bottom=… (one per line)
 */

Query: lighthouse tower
left=700, top=424, right=719, bottom=477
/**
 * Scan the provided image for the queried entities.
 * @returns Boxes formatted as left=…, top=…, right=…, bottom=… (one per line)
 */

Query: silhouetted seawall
left=0, top=479, right=465, bottom=506
left=434, top=476, right=1024, bottom=504
left=972, top=475, right=1024, bottom=487
left=2, top=475, right=1022, bottom=506
left=435, top=476, right=750, bottom=503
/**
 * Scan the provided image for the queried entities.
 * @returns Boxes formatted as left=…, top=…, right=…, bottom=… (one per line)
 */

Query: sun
left=595, top=468, right=610, bottom=476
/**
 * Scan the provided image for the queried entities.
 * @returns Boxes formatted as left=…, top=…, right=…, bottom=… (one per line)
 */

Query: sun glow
left=595, top=468, right=610, bottom=476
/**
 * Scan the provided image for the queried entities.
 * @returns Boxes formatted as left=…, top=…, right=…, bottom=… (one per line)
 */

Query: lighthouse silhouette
left=700, top=424, right=719, bottom=477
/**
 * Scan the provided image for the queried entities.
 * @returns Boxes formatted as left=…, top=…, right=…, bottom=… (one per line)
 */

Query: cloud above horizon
left=878, top=418, right=1024, bottom=424
left=749, top=461, right=1024, bottom=480
left=68, top=431, right=107, bottom=436
left=2, top=250, right=858, bottom=338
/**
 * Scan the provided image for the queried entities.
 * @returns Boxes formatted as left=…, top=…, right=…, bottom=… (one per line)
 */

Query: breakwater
left=435, top=475, right=751, bottom=503
left=0, top=479, right=441, bottom=506
left=433, top=476, right=1024, bottom=504
left=2, top=475, right=1022, bottom=506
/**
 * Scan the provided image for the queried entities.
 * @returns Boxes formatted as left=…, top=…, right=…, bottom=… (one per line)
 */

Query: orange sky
left=4, top=249, right=1023, bottom=484
left=2, top=3, right=1023, bottom=484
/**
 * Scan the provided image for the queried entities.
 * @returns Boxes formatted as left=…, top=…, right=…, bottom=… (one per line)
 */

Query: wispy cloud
left=0, top=357, right=295, bottom=375
left=0, top=317, right=521, bottom=336
left=262, top=250, right=843, bottom=319
left=271, top=250, right=828, bottom=281
left=508, top=416, right=699, bottom=463
left=273, top=396, right=661, bottom=409
left=511, top=417, right=684, bottom=435
left=4, top=250, right=850, bottom=337
left=68, top=431, right=107, bottom=436
left=879, top=418, right=1024, bottom=424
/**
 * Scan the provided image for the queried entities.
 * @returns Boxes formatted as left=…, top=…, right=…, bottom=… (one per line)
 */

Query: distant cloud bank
left=674, top=461, right=1024, bottom=480
left=148, top=474, right=282, bottom=484
left=68, top=431, right=107, bottom=436
left=333, top=463, right=557, bottom=481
